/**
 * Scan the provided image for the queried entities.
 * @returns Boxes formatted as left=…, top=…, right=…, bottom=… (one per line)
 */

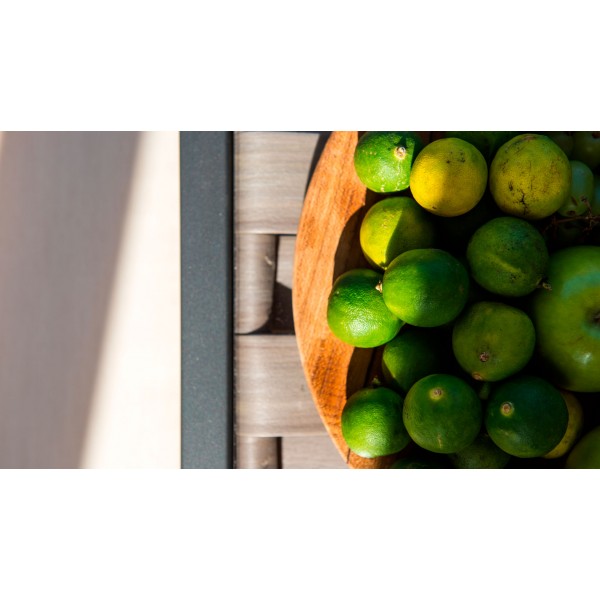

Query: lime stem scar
left=501, top=402, right=513, bottom=416
left=394, top=146, right=407, bottom=160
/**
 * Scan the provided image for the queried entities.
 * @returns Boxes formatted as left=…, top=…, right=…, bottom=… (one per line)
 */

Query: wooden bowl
left=292, top=131, right=439, bottom=468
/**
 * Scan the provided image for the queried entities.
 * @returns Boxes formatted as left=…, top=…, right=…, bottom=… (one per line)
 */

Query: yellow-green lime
left=353, top=131, right=424, bottom=193
left=451, top=301, right=536, bottom=382
left=409, top=137, right=488, bottom=217
left=403, top=373, right=482, bottom=454
left=327, top=268, right=403, bottom=348
left=565, top=425, right=600, bottom=468
left=489, top=133, right=571, bottom=220
left=544, top=390, right=584, bottom=459
left=448, top=430, right=511, bottom=468
left=382, top=248, right=470, bottom=327
left=381, top=327, right=445, bottom=393
left=466, top=216, right=549, bottom=297
left=557, top=160, right=595, bottom=217
left=359, top=195, right=436, bottom=270
left=341, top=386, right=411, bottom=458
left=485, top=375, right=569, bottom=458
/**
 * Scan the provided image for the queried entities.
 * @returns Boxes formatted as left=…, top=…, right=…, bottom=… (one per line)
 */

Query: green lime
left=485, top=375, right=569, bottom=458
left=448, top=430, right=511, bottom=469
left=382, top=248, right=470, bottom=327
left=341, top=386, right=411, bottom=458
left=327, top=268, right=403, bottom=348
left=466, top=216, right=549, bottom=297
left=489, top=133, right=571, bottom=220
left=451, top=301, right=536, bottom=382
left=565, top=425, right=600, bottom=468
left=557, top=160, right=594, bottom=217
left=354, top=131, right=424, bottom=193
left=359, top=195, right=437, bottom=270
left=403, top=373, right=482, bottom=454
left=381, top=327, right=446, bottom=393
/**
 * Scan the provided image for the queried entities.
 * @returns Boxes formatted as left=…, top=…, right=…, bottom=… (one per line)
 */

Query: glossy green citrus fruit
left=341, top=386, right=411, bottom=458
left=403, top=373, right=482, bottom=454
left=359, top=195, right=436, bottom=270
left=382, top=248, right=470, bottom=327
left=485, top=375, right=569, bottom=458
left=466, top=216, right=549, bottom=297
left=452, top=301, right=536, bottom=382
left=327, top=268, right=403, bottom=348
left=354, top=131, right=424, bottom=193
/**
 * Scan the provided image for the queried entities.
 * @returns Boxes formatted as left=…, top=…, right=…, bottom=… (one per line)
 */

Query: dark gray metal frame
left=180, top=132, right=234, bottom=468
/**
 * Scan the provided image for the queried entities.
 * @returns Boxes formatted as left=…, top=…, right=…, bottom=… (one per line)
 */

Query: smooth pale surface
left=0, top=132, right=180, bottom=468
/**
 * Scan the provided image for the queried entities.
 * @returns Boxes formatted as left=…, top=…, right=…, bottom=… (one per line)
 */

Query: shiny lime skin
left=485, top=375, right=568, bottom=458
left=529, top=246, right=600, bottom=392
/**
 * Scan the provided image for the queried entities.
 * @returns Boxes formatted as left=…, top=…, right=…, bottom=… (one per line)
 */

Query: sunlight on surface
left=0, top=131, right=180, bottom=468
left=80, top=132, right=181, bottom=468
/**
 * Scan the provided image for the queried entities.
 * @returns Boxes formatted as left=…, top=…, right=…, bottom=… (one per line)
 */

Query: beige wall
left=0, top=132, right=180, bottom=468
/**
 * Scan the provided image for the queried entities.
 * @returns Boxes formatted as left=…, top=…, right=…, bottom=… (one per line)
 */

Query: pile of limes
left=328, top=131, right=600, bottom=468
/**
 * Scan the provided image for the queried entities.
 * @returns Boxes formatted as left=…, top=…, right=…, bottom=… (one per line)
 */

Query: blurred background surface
left=0, top=131, right=180, bottom=468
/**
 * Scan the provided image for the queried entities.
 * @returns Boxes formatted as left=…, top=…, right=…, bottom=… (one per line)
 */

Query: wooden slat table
left=234, top=132, right=346, bottom=468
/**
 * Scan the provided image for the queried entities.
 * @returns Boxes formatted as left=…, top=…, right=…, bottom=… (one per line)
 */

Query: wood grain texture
left=236, top=436, right=280, bottom=468
left=282, top=435, right=347, bottom=469
left=235, top=233, right=277, bottom=333
left=234, top=132, right=328, bottom=234
left=292, top=131, right=428, bottom=469
left=235, top=334, right=325, bottom=436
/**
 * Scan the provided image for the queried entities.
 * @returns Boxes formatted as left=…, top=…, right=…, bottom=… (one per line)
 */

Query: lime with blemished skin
left=452, top=301, right=536, bottom=382
left=485, top=375, right=569, bottom=458
left=354, top=132, right=424, bottom=193
left=327, top=268, right=403, bottom=348
left=341, top=386, right=411, bottom=459
left=489, top=133, right=571, bottom=220
left=359, top=195, right=436, bottom=270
